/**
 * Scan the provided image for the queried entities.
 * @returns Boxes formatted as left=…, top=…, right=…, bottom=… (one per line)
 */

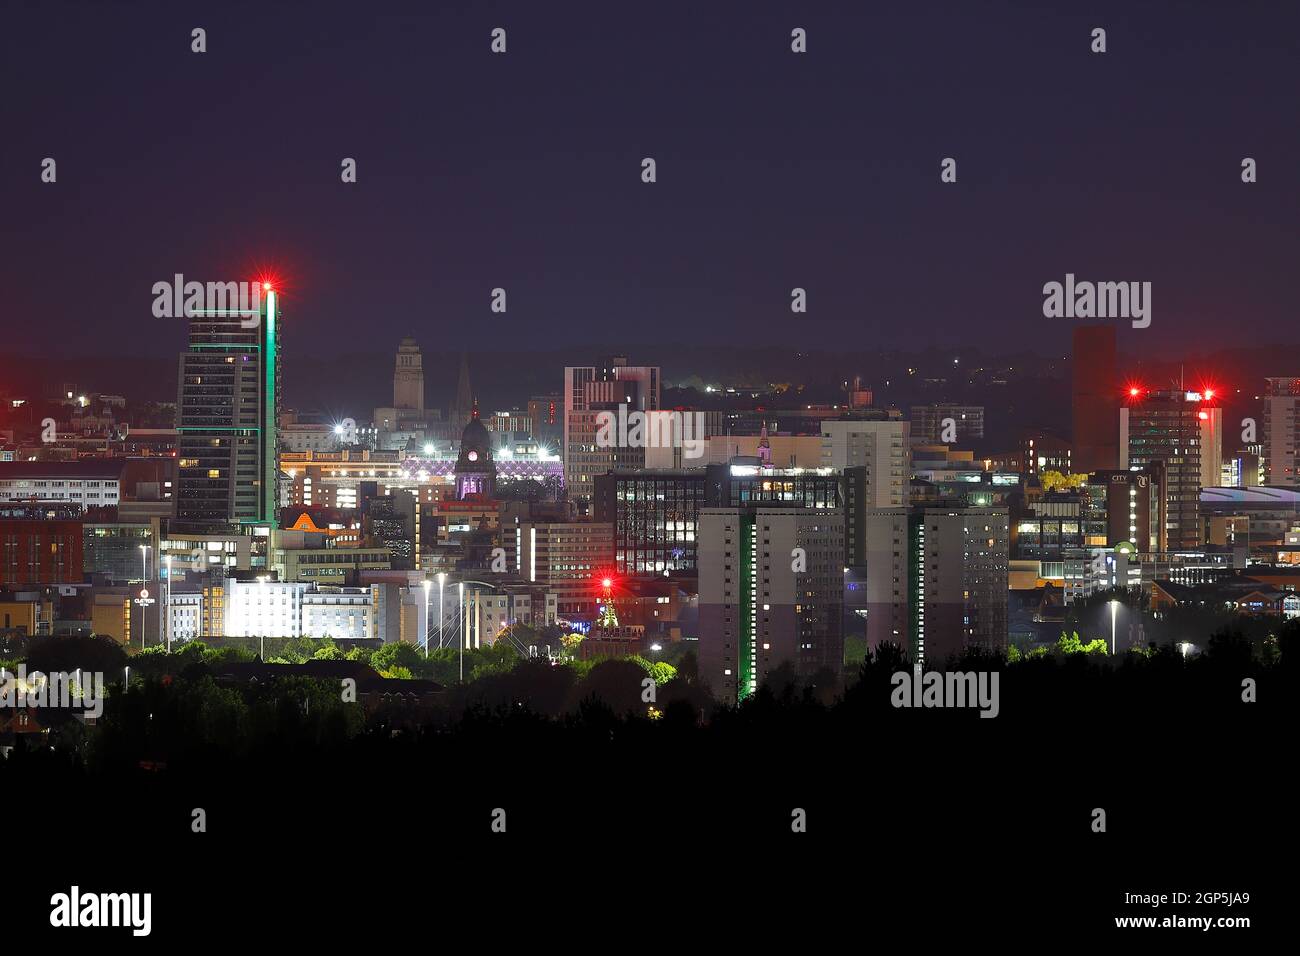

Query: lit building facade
left=863, top=505, right=1009, bottom=662
left=564, top=357, right=661, bottom=501
left=819, top=419, right=910, bottom=504
left=513, top=520, right=614, bottom=618
left=1120, top=388, right=1207, bottom=550
left=593, top=464, right=843, bottom=578
left=697, top=506, right=845, bottom=702
left=1263, top=377, right=1300, bottom=487
left=176, top=287, right=281, bottom=529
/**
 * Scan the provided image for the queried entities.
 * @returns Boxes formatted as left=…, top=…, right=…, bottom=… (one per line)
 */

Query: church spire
left=451, top=351, right=473, bottom=427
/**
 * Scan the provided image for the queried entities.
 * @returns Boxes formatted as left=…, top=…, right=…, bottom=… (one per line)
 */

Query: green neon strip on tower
left=263, top=291, right=278, bottom=529
left=738, top=513, right=756, bottom=703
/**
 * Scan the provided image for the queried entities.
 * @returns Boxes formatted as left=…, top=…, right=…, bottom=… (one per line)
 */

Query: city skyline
left=3, top=3, right=1290, bottom=936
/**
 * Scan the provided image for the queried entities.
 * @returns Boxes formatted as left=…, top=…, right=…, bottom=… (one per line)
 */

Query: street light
left=139, top=544, right=149, bottom=649
left=437, top=572, right=446, bottom=650
left=458, top=582, right=464, bottom=682
left=165, top=555, right=172, bottom=653
left=421, top=579, right=432, bottom=658
left=1109, top=599, right=1119, bottom=656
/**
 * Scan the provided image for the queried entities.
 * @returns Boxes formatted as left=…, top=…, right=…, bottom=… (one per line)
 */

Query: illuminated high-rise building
left=863, top=505, right=1009, bottom=663
left=1263, top=377, right=1300, bottom=487
left=175, top=284, right=281, bottom=529
left=563, top=356, right=660, bottom=502
left=1119, top=387, right=1205, bottom=550
left=698, top=505, right=845, bottom=703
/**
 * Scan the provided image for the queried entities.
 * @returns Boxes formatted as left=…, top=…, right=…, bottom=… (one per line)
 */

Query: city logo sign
left=890, top=664, right=1000, bottom=718
left=1042, top=273, right=1151, bottom=328
left=49, top=886, right=152, bottom=937
left=595, top=404, right=706, bottom=459
left=0, top=665, right=104, bottom=719
left=152, top=274, right=263, bottom=328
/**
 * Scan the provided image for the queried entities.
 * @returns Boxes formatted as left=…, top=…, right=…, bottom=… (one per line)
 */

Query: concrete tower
left=393, top=337, right=424, bottom=414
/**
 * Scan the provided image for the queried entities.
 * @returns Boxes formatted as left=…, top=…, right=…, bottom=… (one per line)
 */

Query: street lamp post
left=1110, top=599, right=1119, bottom=656
left=422, top=579, right=432, bottom=658
left=165, top=555, right=172, bottom=653
left=458, top=582, right=464, bottom=682
left=437, top=572, right=446, bottom=649
left=139, top=544, right=149, bottom=649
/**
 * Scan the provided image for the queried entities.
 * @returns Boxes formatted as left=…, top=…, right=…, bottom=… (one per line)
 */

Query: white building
left=222, top=579, right=400, bottom=641
left=820, top=419, right=910, bottom=507
left=1263, top=377, right=1300, bottom=487
left=0, top=461, right=121, bottom=506
left=280, top=422, right=341, bottom=454
left=464, top=587, right=558, bottom=647
left=165, top=591, right=204, bottom=641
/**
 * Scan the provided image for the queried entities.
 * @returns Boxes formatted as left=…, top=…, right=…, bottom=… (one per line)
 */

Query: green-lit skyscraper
left=175, top=284, right=281, bottom=530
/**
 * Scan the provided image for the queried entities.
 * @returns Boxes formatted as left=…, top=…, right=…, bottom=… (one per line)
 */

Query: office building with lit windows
left=863, top=505, right=1009, bottom=663
left=1263, top=377, right=1300, bottom=487
left=563, top=357, right=660, bottom=502
left=175, top=285, right=281, bottom=529
left=1120, top=388, right=1209, bottom=550
left=697, top=506, right=844, bottom=703
left=593, top=463, right=843, bottom=577
left=512, top=520, right=615, bottom=618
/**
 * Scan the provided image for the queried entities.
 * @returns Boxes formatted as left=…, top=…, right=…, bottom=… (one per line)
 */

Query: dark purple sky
left=5, top=0, right=1298, bottom=360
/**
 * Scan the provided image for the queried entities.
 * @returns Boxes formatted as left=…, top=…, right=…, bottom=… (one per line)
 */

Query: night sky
left=5, top=0, right=1299, bottom=362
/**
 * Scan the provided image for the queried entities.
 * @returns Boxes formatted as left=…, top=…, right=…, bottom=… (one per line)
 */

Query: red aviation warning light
left=601, top=578, right=612, bottom=589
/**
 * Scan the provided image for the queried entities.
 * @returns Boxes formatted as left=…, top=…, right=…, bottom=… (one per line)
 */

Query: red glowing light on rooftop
left=601, top=578, right=612, bottom=589
left=262, top=282, right=271, bottom=291
left=1129, top=387, right=1141, bottom=397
